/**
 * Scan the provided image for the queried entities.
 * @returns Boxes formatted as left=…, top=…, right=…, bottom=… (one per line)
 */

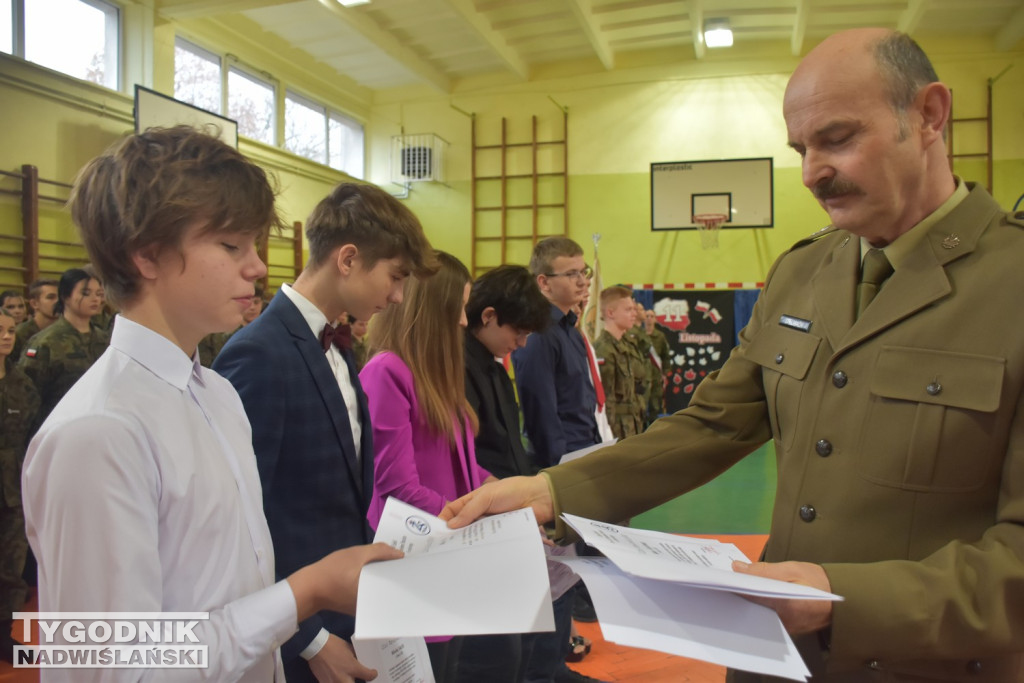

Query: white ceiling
left=156, top=0, right=1024, bottom=93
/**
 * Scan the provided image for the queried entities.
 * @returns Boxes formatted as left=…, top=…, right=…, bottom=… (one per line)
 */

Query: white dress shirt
left=22, top=316, right=297, bottom=682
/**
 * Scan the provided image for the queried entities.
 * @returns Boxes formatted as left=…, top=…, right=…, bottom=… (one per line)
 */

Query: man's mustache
left=813, top=176, right=862, bottom=201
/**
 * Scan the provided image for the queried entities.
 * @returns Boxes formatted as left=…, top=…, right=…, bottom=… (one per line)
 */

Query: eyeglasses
left=544, top=265, right=593, bottom=281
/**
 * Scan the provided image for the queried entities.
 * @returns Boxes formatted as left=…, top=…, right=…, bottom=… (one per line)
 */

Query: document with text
left=351, top=637, right=434, bottom=683
left=562, top=514, right=841, bottom=601
left=354, top=498, right=555, bottom=640
left=555, top=557, right=811, bottom=681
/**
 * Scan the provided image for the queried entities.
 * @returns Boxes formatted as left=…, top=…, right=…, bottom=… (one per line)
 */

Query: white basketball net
left=694, top=214, right=726, bottom=250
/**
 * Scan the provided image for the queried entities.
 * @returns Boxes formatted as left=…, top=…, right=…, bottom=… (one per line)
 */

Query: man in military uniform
left=644, top=308, right=671, bottom=421
left=13, top=279, right=58, bottom=361
left=0, top=309, right=39, bottom=663
left=625, top=301, right=654, bottom=428
left=594, top=286, right=646, bottom=439
left=443, top=29, right=1024, bottom=682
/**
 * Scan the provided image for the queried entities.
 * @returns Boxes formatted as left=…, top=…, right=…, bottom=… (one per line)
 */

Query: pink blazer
left=360, top=351, right=491, bottom=528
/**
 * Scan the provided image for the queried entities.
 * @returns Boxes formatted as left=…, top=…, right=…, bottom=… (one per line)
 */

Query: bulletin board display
left=651, top=157, right=773, bottom=231
left=134, top=85, right=238, bottom=148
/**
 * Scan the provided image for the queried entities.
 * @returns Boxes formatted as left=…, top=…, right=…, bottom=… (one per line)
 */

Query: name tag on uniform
left=779, top=315, right=812, bottom=332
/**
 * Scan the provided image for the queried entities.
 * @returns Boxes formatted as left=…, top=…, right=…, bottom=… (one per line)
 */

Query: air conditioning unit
left=391, top=133, right=448, bottom=184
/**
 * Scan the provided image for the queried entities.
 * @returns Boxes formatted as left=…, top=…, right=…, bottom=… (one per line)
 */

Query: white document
left=562, top=514, right=841, bottom=601
left=556, top=557, right=810, bottom=681
left=558, top=439, right=617, bottom=465
left=352, top=637, right=434, bottom=683
left=354, top=497, right=555, bottom=639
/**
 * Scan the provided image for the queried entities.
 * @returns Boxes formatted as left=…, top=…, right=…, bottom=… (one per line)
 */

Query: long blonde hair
left=368, top=251, right=477, bottom=443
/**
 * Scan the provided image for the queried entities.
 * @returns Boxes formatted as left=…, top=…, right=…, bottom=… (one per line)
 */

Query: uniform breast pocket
left=860, top=346, right=1005, bottom=492
left=746, top=324, right=821, bottom=451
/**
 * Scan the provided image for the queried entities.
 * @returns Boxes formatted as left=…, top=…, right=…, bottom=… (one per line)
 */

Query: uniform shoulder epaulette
left=789, top=224, right=840, bottom=251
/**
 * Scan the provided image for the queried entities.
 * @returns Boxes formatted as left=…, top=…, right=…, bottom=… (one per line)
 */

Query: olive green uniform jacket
left=546, top=185, right=1024, bottom=681
left=18, top=317, right=110, bottom=425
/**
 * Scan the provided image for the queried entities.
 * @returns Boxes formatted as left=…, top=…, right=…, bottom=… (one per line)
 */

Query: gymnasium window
left=4, top=0, right=119, bottom=89
left=228, top=66, right=276, bottom=146
left=174, top=37, right=222, bottom=115
left=285, top=91, right=365, bottom=177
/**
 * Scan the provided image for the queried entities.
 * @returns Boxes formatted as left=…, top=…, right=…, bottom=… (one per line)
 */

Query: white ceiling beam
left=791, top=0, right=808, bottom=56
left=439, top=0, right=529, bottom=79
left=314, top=0, right=451, bottom=93
left=690, top=0, right=705, bottom=60
left=996, top=2, right=1024, bottom=51
left=564, top=0, right=614, bottom=70
left=156, top=0, right=304, bottom=20
left=897, top=0, right=928, bottom=35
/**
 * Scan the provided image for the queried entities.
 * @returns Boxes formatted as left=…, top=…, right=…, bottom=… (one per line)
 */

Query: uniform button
left=966, top=660, right=982, bottom=674
left=832, top=370, right=848, bottom=388
left=815, top=439, right=833, bottom=457
left=926, top=382, right=942, bottom=396
left=799, top=504, right=816, bottom=522
left=775, top=353, right=784, bottom=364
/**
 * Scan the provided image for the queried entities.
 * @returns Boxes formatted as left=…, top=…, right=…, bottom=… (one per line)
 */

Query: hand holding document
left=354, top=497, right=554, bottom=639
left=562, top=514, right=841, bottom=601
left=554, top=515, right=843, bottom=681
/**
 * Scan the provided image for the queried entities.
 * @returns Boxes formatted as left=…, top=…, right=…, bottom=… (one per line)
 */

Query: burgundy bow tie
left=319, top=323, right=352, bottom=353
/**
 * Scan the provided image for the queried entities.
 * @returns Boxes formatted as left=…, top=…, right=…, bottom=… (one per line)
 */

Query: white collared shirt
left=22, top=316, right=297, bottom=682
left=280, top=283, right=362, bottom=463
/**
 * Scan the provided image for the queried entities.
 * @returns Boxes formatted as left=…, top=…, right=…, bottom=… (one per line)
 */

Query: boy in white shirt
left=20, top=126, right=400, bottom=681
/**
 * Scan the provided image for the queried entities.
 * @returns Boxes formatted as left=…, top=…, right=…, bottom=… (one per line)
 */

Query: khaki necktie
left=856, top=248, right=894, bottom=318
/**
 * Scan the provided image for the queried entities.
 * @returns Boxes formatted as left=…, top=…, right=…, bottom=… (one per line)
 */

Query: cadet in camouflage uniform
left=594, top=286, right=646, bottom=439
left=19, top=269, right=109, bottom=425
left=626, top=301, right=654, bottom=428
left=644, top=308, right=672, bottom=422
left=13, top=279, right=59, bottom=362
left=0, top=309, right=39, bottom=662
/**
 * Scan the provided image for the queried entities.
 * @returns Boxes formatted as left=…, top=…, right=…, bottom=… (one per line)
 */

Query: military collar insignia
left=941, top=234, right=961, bottom=249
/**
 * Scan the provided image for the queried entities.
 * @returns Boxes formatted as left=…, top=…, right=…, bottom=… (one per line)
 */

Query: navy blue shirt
left=512, top=304, right=599, bottom=467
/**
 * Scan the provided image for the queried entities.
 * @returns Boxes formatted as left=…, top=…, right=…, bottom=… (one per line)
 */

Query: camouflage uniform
left=647, top=326, right=672, bottom=421
left=91, top=309, right=116, bottom=333
left=197, top=332, right=230, bottom=368
left=0, top=359, right=40, bottom=620
left=18, top=317, right=110, bottom=425
left=352, top=336, right=368, bottom=371
left=625, top=326, right=654, bottom=427
left=594, top=329, right=646, bottom=439
left=12, top=318, right=41, bottom=364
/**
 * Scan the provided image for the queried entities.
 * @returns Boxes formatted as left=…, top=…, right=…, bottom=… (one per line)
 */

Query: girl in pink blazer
left=359, top=251, right=495, bottom=682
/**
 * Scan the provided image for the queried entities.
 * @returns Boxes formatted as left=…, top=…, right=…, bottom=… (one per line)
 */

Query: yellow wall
left=369, top=38, right=1024, bottom=286
left=2, top=25, right=1022, bottom=293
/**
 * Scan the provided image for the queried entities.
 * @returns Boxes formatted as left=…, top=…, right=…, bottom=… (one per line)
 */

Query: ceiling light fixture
left=703, top=19, right=733, bottom=48
left=337, top=0, right=370, bottom=6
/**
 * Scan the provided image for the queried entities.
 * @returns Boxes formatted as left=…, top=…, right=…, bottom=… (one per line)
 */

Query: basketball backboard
left=651, top=157, right=773, bottom=231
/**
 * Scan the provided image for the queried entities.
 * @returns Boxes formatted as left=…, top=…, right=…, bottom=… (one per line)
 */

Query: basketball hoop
left=693, top=213, right=727, bottom=250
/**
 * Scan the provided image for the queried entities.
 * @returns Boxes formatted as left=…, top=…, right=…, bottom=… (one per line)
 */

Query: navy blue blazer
left=214, top=291, right=374, bottom=675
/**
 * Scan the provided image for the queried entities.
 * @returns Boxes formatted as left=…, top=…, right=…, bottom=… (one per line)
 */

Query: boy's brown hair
left=68, top=125, right=283, bottom=306
left=600, top=285, right=634, bottom=317
left=528, top=236, right=583, bottom=277
left=304, top=182, right=437, bottom=278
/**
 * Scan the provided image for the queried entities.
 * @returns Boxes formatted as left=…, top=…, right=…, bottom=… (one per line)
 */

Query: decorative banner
left=651, top=290, right=736, bottom=413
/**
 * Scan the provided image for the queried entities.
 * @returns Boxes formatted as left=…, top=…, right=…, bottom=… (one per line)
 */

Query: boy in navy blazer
left=216, top=182, right=436, bottom=683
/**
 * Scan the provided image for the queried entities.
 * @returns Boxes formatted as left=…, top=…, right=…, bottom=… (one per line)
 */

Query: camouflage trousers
left=0, top=503, right=28, bottom=619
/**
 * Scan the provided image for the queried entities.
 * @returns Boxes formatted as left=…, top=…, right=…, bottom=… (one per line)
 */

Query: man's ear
left=131, top=245, right=162, bottom=281
left=915, top=82, right=951, bottom=147
left=335, top=244, right=359, bottom=275
left=481, top=306, right=497, bottom=326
